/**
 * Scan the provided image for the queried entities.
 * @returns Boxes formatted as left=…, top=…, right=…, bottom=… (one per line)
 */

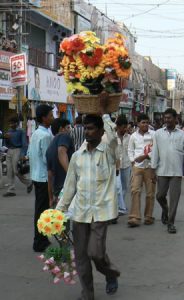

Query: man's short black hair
left=51, top=118, right=70, bottom=136
left=116, top=114, right=128, bottom=126
left=83, top=114, right=104, bottom=129
left=137, top=114, right=149, bottom=123
left=164, top=108, right=177, bottom=118
left=36, top=104, right=53, bottom=123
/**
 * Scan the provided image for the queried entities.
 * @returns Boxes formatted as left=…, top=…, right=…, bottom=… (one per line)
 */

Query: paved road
left=1, top=177, right=184, bottom=300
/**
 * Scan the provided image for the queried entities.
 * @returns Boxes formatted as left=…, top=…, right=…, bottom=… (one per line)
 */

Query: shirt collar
left=80, top=141, right=105, bottom=153
left=38, top=125, right=49, bottom=132
left=163, top=126, right=178, bottom=132
left=137, top=129, right=152, bottom=135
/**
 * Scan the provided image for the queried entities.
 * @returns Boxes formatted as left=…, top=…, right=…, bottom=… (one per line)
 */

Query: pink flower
left=43, top=265, right=49, bottom=272
left=53, top=277, right=61, bottom=284
left=72, top=270, right=77, bottom=276
left=51, top=266, right=61, bottom=274
left=37, top=254, right=45, bottom=261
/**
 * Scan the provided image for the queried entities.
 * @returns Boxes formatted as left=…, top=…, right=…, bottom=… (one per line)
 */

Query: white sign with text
left=28, top=65, right=68, bottom=103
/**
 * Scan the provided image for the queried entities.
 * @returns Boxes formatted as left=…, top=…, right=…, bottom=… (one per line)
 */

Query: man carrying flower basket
left=56, top=96, right=120, bottom=300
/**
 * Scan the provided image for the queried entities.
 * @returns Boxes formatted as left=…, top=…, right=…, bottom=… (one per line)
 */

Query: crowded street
left=1, top=179, right=184, bottom=300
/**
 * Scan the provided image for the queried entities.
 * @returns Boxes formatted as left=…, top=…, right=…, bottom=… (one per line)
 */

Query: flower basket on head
left=73, top=93, right=122, bottom=114
left=37, top=209, right=77, bottom=285
left=59, top=31, right=131, bottom=114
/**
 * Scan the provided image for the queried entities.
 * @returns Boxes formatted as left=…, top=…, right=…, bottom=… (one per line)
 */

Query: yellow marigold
left=67, top=82, right=90, bottom=94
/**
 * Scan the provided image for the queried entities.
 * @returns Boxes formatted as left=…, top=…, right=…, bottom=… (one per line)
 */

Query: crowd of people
left=0, top=98, right=184, bottom=300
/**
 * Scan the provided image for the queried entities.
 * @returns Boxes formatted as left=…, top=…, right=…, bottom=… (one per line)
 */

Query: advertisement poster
left=28, top=65, right=68, bottom=103
left=0, top=50, right=14, bottom=70
left=0, top=70, right=16, bottom=100
left=10, top=53, right=27, bottom=87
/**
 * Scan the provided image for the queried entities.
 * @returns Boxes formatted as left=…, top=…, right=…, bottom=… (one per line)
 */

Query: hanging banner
left=10, top=53, right=27, bottom=87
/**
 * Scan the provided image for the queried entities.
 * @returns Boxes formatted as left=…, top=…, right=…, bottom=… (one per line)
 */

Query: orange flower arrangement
left=60, top=34, right=85, bottom=55
left=104, top=33, right=131, bottom=80
left=59, top=31, right=131, bottom=94
left=80, top=48, right=103, bottom=67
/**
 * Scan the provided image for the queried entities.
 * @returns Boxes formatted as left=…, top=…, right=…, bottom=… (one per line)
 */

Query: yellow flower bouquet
left=59, top=31, right=132, bottom=113
left=37, top=209, right=77, bottom=284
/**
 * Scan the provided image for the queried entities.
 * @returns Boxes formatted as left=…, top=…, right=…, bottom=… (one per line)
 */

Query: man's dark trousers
left=156, top=176, right=182, bottom=224
left=33, top=181, right=50, bottom=248
left=73, top=221, right=120, bottom=300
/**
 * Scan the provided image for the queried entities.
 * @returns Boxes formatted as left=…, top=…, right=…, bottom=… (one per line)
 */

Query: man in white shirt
left=151, top=108, right=184, bottom=234
left=116, top=115, right=131, bottom=214
left=128, top=114, right=155, bottom=227
left=57, top=98, right=120, bottom=300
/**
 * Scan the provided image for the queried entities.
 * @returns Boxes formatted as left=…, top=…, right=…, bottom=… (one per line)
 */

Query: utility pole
left=17, top=0, right=23, bottom=116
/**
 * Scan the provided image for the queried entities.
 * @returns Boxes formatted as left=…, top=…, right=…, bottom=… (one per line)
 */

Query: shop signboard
left=0, top=50, right=14, bottom=70
left=0, top=70, right=16, bottom=100
left=28, top=65, right=68, bottom=103
left=10, top=53, right=27, bottom=87
left=166, top=69, right=176, bottom=91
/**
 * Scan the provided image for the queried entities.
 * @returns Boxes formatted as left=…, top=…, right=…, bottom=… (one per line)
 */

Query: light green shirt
left=57, top=115, right=118, bottom=223
left=151, top=127, right=184, bottom=176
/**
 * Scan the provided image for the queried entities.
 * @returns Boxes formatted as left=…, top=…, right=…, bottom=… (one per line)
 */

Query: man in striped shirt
left=57, top=98, right=120, bottom=300
left=71, top=115, right=85, bottom=151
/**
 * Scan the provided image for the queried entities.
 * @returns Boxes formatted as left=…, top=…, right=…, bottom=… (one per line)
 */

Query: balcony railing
left=28, top=48, right=61, bottom=71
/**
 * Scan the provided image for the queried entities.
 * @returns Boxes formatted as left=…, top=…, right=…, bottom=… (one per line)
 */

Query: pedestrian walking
left=151, top=108, right=184, bottom=234
left=3, top=116, right=32, bottom=197
left=46, top=118, right=74, bottom=207
left=128, top=114, right=155, bottom=227
left=71, top=115, right=85, bottom=151
left=116, top=115, right=131, bottom=213
left=56, top=99, right=120, bottom=300
left=29, top=104, right=53, bottom=252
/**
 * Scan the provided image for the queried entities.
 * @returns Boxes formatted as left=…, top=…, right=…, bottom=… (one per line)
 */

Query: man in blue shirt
left=29, top=104, right=53, bottom=252
left=46, top=118, right=74, bottom=207
left=3, top=116, right=32, bottom=197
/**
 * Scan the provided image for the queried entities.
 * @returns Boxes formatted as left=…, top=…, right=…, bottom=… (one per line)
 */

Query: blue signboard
left=166, top=69, right=176, bottom=80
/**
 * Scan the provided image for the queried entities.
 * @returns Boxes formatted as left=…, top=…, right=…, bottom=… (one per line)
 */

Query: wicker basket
left=73, top=93, right=122, bottom=114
